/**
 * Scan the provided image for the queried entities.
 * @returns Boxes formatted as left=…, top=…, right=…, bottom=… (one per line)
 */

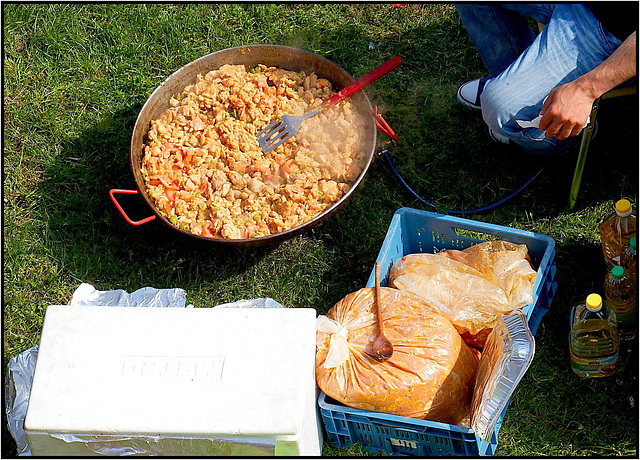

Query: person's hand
left=538, top=82, right=594, bottom=140
left=538, top=31, right=636, bottom=142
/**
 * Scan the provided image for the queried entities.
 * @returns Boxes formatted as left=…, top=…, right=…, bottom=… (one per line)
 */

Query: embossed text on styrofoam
left=121, top=355, right=225, bottom=384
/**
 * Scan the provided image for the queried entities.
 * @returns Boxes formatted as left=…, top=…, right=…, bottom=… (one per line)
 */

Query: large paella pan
left=110, top=45, right=387, bottom=246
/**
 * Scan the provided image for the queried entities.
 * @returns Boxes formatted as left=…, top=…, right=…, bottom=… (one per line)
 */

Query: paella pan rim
left=129, top=44, right=378, bottom=246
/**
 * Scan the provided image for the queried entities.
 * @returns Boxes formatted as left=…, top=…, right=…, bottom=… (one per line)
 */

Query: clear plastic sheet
left=5, top=346, right=38, bottom=456
left=69, top=282, right=193, bottom=308
left=213, top=298, right=283, bottom=309
left=47, top=433, right=275, bottom=456
left=4, top=283, right=196, bottom=456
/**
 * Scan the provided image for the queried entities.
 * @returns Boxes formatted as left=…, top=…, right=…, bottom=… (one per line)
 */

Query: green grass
left=3, top=3, right=638, bottom=457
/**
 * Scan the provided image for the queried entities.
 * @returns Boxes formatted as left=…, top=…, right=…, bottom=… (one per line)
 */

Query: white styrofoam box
left=24, top=305, right=321, bottom=456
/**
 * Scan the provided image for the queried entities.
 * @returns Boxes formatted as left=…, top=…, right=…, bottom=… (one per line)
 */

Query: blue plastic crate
left=319, top=207, right=558, bottom=456
left=319, top=392, right=503, bottom=456
left=365, top=208, right=557, bottom=334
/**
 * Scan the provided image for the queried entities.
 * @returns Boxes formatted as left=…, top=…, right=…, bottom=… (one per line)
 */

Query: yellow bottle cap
left=586, top=293, right=602, bottom=311
left=616, top=199, right=632, bottom=215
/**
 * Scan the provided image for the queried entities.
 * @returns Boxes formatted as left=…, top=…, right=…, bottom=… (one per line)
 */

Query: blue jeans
left=456, top=4, right=624, bottom=155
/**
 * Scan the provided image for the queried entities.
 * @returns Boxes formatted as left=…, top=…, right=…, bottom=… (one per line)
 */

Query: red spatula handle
left=323, top=56, right=402, bottom=107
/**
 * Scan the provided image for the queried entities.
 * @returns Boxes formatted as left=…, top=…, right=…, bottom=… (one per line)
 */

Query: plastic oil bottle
left=620, top=236, right=637, bottom=285
left=600, top=199, right=637, bottom=270
left=569, top=293, right=619, bottom=378
left=604, top=265, right=637, bottom=341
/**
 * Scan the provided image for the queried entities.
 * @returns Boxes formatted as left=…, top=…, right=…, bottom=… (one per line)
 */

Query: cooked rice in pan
left=141, top=64, right=369, bottom=239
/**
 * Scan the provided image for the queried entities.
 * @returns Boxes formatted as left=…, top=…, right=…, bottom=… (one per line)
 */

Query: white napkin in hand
left=515, top=115, right=543, bottom=129
left=515, top=114, right=590, bottom=129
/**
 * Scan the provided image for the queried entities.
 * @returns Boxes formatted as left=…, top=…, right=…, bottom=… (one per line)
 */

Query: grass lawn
left=3, top=3, right=638, bottom=457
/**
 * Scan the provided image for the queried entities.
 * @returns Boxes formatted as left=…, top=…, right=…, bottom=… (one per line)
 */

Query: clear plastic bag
left=438, top=241, right=536, bottom=309
left=389, top=242, right=536, bottom=348
left=5, top=346, right=39, bottom=456
left=315, top=287, right=479, bottom=425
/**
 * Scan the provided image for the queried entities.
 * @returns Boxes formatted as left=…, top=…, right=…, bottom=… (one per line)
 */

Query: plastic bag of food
left=438, top=241, right=536, bottom=309
left=389, top=242, right=536, bottom=348
left=315, top=287, right=479, bottom=424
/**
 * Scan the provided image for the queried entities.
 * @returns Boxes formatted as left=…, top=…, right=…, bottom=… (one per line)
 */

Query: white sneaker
left=489, top=127, right=510, bottom=144
left=457, top=78, right=486, bottom=109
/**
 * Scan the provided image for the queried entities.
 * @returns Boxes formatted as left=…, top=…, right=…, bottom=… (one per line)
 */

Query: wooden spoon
left=372, top=261, right=393, bottom=361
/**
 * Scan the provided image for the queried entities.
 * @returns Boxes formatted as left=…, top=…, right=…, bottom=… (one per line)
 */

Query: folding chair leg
left=569, top=99, right=601, bottom=209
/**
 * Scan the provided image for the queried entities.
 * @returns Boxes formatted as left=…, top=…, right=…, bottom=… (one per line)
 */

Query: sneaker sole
left=456, top=86, right=481, bottom=110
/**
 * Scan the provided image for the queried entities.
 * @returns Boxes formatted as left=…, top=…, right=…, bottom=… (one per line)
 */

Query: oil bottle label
left=570, top=352, right=619, bottom=377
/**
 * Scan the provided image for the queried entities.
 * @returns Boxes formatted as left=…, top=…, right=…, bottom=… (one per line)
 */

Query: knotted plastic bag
left=389, top=241, right=536, bottom=348
left=315, top=287, right=479, bottom=424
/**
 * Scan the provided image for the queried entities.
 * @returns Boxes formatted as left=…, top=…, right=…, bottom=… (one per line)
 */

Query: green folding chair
left=533, top=22, right=636, bottom=209
left=568, top=85, right=637, bottom=209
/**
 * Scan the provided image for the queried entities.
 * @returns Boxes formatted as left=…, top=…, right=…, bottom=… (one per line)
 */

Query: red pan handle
left=109, top=189, right=157, bottom=226
left=323, top=56, right=402, bottom=107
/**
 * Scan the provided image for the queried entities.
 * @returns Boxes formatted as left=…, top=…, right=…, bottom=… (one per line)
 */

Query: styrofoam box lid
left=25, top=306, right=317, bottom=437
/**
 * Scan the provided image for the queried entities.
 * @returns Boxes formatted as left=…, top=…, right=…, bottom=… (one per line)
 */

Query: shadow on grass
left=393, top=95, right=637, bottom=220
left=35, top=103, right=284, bottom=294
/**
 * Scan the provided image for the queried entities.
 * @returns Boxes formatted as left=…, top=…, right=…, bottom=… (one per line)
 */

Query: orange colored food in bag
left=316, top=287, right=479, bottom=424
